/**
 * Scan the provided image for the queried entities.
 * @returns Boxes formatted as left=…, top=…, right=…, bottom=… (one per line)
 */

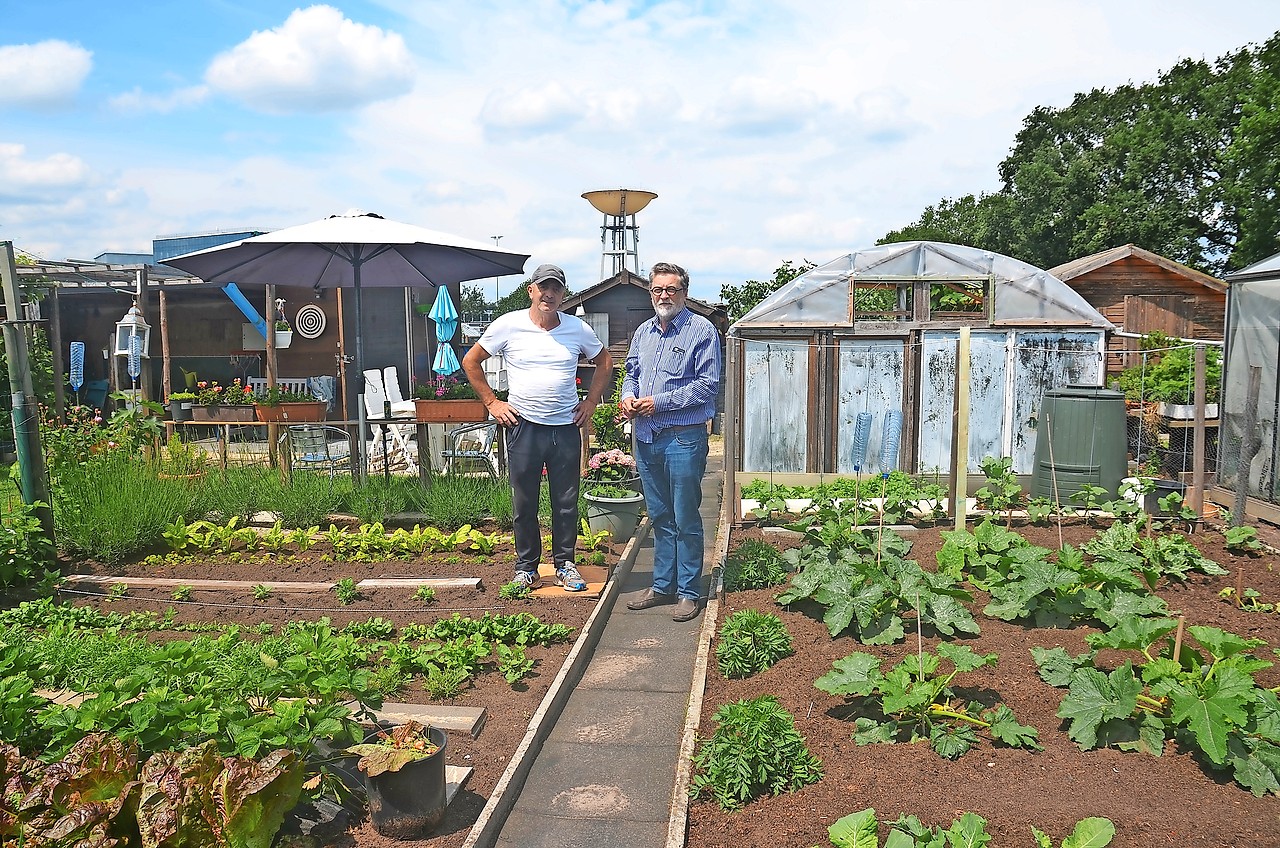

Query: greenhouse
left=1220, top=251, right=1280, bottom=518
left=726, top=241, right=1113, bottom=482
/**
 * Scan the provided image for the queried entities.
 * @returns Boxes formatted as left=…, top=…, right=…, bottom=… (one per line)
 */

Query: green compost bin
left=1031, top=385, right=1126, bottom=504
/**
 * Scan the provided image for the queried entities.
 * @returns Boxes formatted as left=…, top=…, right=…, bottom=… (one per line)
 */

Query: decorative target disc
left=295, top=304, right=326, bottom=339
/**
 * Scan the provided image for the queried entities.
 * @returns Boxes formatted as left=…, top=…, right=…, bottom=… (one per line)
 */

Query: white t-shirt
left=478, top=310, right=604, bottom=425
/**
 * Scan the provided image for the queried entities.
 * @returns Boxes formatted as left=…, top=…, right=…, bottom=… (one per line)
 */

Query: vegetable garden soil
left=56, top=522, right=614, bottom=848
left=689, top=520, right=1280, bottom=848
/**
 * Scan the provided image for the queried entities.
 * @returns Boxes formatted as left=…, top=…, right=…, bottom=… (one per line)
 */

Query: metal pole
left=1231, top=366, right=1262, bottom=526
left=0, top=241, right=55, bottom=546
left=491, top=236, right=503, bottom=310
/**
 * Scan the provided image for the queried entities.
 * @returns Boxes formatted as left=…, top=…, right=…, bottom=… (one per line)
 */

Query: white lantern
left=114, top=302, right=151, bottom=357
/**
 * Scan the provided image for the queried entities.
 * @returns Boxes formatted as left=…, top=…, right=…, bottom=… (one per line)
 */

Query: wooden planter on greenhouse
left=254, top=401, right=327, bottom=423
left=414, top=398, right=488, bottom=423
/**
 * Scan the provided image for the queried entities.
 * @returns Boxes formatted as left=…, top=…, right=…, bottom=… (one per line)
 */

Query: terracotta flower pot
left=254, top=401, right=326, bottom=422
left=414, top=398, right=488, bottom=423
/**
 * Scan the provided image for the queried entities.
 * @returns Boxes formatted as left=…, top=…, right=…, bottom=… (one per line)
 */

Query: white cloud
left=204, top=5, right=415, bottom=113
left=109, top=85, right=209, bottom=114
left=0, top=144, right=92, bottom=200
left=0, top=41, right=92, bottom=107
left=480, top=82, right=588, bottom=135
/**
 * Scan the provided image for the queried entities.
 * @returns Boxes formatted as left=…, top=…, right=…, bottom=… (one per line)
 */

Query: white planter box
left=1156, top=402, right=1217, bottom=420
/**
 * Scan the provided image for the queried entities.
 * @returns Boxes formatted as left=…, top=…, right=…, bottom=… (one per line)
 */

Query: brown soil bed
left=688, top=519, right=1280, bottom=848
left=55, top=526, right=619, bottom=848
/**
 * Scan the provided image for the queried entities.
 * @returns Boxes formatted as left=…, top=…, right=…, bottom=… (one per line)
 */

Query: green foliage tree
left=881, top=32, right=1280, bottom=275
left=494, top=279, right=534, bottom=316
left=720, top=259, right=815, bottom=321
left=457, top=284, right=491, bottom=321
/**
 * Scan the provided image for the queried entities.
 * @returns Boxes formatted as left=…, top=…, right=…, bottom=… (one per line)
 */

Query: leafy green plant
left=172, top=585, right=193, bottom=601
left=715, top=610, right=792, bottom=678
left=974, top=455, right=1024, bottom=525
left=1025, top=496, right=1056, bottom=525
left=423, top=663, right=471, bottom=699
left=1219, top=586, right=1275, bottom=613
left=108, top=581, right=129, bottom=600
left=820, top=808, right=1115, bottom=848
left=1037, top=620, right=1280, bottom=795
left=332, top=578, right=359, bottom=605
left=723, top=538, right=789, bottom=591
left=776, top=523, right=977, bottom=644
left=253, top=584, right=272, bottom=600
left=690, top=695, right=822, bottom=810
left=1224, top=525, right=1262, bottom=556
left=495, top=643, right=535, bottom=684
left=0, top=499, right=58, bottom=593
left=1069, top=483, right=1110, bottom=523
left=415, top=585, right=437, bottom=604
left=499, top=580, right=531, bottom=600
left=816, top=642, right=1041, bottom=760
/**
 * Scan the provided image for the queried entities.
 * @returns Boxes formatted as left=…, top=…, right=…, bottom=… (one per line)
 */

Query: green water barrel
left=1031, top=385, right=1126, bottom=503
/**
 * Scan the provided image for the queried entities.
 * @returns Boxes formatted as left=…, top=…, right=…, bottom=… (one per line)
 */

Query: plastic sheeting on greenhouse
left=1220, top=254, right=1280, bottom=508
left=727, top=242, right=1114, bottom=479
left=738, top=241, right=1110, bottom=327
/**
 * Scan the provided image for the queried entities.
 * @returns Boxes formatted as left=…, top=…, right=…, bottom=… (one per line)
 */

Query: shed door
left=1010, top=332, right=1104, bottom=471
left=741, top=340, right=809, bottom=472
left=1123, top=294, right=1195, bottom=338
left=916, top=331, right=1008, bottom=474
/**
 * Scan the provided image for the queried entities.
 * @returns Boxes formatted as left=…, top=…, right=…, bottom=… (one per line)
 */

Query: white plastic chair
left=363, top=368, right=416, bottom=472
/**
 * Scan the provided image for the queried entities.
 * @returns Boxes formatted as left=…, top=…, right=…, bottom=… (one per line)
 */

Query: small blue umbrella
left=428, top=286, right=460, bottom=375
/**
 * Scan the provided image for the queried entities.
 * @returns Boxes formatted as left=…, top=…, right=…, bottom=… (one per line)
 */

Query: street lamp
left=491, top=235, right=502, bottom=314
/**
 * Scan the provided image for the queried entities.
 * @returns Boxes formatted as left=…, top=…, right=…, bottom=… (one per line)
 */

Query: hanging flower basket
left=414, top=398, right=488, bottom=423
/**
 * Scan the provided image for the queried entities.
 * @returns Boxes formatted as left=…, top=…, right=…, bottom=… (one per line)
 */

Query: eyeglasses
left=650, top=286, right=684, bottom=296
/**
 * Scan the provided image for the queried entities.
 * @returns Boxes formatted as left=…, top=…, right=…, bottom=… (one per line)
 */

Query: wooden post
left=951, top=327, right=971, bottom=531
left=337, top=288, right=349, bottom=421
left=1231, top=366, right=1262, bottom=527
left=724, top=335, right=740, bottom=525
left=160, top=289, right=171, bottom=438
left=1190, top=344, right=1206, bottom=522
left=48, top=286, right=66, bottom=422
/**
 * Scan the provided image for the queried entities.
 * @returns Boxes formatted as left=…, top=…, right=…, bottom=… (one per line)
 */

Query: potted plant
left=191, top=379, right=257, bottom=422
left=251, top=385, right=325, bottom=422
left=1111, top=338, right=1221, bottom=419
left=582, top=450, right=645, bottom=540
left=344, top=720, right=449, bottom=838
left=413, top=374, right=488, bottom=422
left=273, top=317, right=293, bottom=349
left=167, top=390, right=196, bottom=423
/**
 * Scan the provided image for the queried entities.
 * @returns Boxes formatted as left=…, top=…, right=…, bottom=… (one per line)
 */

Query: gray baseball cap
left=530, top=264, right=566, bottom=287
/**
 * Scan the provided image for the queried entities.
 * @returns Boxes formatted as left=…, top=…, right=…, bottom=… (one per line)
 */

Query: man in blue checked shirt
left=620, top=262, right=721, bottom=622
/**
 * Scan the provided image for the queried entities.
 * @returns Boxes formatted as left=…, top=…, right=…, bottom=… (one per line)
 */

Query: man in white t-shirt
left=462, top=264, right=613, bottom=591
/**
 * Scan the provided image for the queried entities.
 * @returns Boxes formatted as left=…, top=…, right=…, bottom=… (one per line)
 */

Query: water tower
left=582, top=189, right=657, bottom=279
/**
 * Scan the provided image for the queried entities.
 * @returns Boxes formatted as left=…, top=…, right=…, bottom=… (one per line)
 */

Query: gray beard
left=655, top=303, right=680, bottom=321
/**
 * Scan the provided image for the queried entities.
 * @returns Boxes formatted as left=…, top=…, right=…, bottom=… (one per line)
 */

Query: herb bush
left=723, top=538, right=789, bottom=590
left=53, top=452, right=201, bottom=564
left=691, top=695, right=822, bottom=810
left=0, top=497, right=58, bottom=595
left=410, top=473, right=512, bottom=529
left=716, top=609, right=792, bottom=678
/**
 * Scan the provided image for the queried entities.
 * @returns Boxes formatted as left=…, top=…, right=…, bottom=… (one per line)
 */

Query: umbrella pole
left=354, top=269, right=368, bottom=483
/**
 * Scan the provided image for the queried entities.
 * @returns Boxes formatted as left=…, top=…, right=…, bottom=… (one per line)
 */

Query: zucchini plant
left=1035, top=619, right=1280, bottom=796
left=816, top=642, right=1041, bottom=760
left=822, top=807, right=1115, bottom=848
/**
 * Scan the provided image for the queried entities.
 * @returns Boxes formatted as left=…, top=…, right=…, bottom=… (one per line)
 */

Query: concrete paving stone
left=574, top=648, right=693, bottom=693
left=506, top=740, right=678, bottom=822
left=359, top=702, right=487, bottom=737
left=494, top=809, right=669, bottom=848
left=545, top=688, right=688, bottom=748
left=594, top=611, right=702, bottom=653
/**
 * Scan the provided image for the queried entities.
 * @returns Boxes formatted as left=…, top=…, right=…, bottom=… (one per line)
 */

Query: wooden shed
left=1049, top=244, right=1226, bottom=378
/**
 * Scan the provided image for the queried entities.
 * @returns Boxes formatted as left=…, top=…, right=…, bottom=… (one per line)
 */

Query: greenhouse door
left=916, top=331, right=1008, bottom=474
left=835, top=339, right=905, bottom=474
left=740, top=338, right=810, bottom=472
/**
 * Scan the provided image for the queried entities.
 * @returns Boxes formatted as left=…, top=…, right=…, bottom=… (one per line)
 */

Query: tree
left=881, top=31, right=1280, bottom=275
left=456, top=285, right=490, bottom=322
left=720, top=259, right=816, bottom=321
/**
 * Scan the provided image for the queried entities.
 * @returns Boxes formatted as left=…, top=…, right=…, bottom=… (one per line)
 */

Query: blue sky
left=2, top=1, right=1278, bottom=302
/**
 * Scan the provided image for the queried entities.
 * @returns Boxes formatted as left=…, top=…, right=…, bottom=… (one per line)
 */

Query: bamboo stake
left=1172, top=616, right=1186, bottom=665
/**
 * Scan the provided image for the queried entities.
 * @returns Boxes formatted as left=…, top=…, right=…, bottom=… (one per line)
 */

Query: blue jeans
left=636, top=425, right=709, bottom=600
left=506, top=420, right=580, bottom=575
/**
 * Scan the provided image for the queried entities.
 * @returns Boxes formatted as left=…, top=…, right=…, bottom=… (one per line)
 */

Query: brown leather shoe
left=626, top=588, right=674, bottom=610
left=671, top=598, right=700, bottom=622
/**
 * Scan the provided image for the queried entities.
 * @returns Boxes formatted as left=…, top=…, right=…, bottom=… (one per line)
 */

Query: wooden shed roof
left=1050, top=244, right=1226, bottom=293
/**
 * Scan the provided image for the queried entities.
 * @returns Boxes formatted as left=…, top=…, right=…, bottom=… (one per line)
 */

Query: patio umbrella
left=428, top=286, right=460, bottom=375
left=165, top=210, right=529, bottom=473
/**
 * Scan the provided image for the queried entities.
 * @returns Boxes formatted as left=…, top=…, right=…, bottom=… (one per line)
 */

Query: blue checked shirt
left=622, top=307, right=721, bottom=443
